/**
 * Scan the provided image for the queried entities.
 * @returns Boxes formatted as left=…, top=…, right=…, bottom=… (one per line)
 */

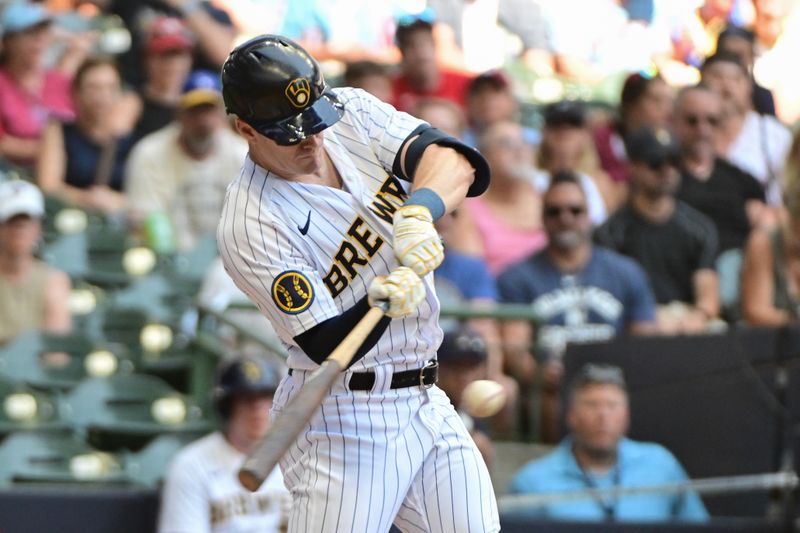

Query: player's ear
left=234, top=117, right=257, bottom=142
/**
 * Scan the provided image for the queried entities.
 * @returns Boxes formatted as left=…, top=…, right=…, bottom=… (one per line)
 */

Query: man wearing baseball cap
left=594, top=127, right=720, bottom=333
left=0, top=180, right=71, bottom=345
left=133, top=17, right=195, bottom=140
left=126, top=70, right=247, bottom=252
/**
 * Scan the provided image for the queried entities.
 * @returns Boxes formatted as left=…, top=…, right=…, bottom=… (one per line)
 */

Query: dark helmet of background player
left=213, top=356, right=281, bottom=421
left=221, top=34, right=345, bottom=145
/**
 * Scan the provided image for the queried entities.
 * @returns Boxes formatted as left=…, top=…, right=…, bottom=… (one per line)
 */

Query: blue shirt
left=436, top=250, right=498, bottom=301
left=497, top=247, right=655, bottom=359
left=509, top=437, right=709, bottom=522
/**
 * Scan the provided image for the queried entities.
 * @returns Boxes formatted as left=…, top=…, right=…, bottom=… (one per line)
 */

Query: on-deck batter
left=218, top=35, right=499, bottom=533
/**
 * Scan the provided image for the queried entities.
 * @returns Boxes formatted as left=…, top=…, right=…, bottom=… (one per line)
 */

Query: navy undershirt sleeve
left=293, top=295, right=391, bottom=367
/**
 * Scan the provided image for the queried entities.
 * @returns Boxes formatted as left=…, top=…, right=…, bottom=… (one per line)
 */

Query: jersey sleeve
left=335, top=87, right=427, bottom=175
left=157, top=453, right=212, bottom=533
left=218, top=182, right=340, bottom=340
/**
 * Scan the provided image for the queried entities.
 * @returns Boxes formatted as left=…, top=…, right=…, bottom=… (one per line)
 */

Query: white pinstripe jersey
left=218, top=88, right=443, bottom=372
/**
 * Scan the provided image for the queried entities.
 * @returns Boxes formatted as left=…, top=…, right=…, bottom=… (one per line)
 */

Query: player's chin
left=294, top=152, right=324, bottom=172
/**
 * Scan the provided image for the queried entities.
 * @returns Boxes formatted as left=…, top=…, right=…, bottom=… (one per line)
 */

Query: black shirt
left=678, top=158, right=765, bottom=254
left=753, top=82, right=776, bottom=117
left=594, top=202, right=718, bottom=305
left=62, top=122, right=135, bottom=191
left=132, top=95, right=177, bottom=141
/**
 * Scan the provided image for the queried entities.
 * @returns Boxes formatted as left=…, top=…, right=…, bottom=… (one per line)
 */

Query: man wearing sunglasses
left=217, top=35, right=498, bottom=532
left=498, top=171, right=656, bottom=442
left=674, top=84, right=767, bottom=256
left=594, top=127, right=720, bottom=334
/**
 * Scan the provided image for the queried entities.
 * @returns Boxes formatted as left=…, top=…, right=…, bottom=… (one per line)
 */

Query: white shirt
left=126, top=123, right=249, bottom=251
left=158, top=432, right=289, bottom=533
left=218, top=88, right=442, bottom=372
left=726, top=110, right=792, bottom=205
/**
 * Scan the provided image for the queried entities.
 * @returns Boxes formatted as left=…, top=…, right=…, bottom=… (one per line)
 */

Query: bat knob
left=238, top=467, right=262, bottom=492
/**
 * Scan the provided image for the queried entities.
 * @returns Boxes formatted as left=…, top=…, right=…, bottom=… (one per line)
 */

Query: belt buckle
left=420, top=360, right=438, bottom=389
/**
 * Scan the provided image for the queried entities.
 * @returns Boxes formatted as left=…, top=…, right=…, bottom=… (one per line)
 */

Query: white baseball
left=461, top=379, right=507, bottom=418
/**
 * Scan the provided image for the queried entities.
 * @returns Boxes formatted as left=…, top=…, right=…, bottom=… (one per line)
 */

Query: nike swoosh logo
left=298, top=211, right=311, bottom=235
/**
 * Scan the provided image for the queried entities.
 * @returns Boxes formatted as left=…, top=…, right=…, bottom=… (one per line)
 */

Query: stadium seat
left=62, top=374, right=211, bottom=451
left=0, top=331, right=133, bottom=391
left=0, top=430, right=128, bottom=486
left=124, top=432, right=204, bottom=488
left=0, top=375, right=65, bottom=436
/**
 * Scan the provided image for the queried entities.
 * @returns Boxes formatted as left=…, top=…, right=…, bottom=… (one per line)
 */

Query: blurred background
left=0, top=0, right=800, bottom=532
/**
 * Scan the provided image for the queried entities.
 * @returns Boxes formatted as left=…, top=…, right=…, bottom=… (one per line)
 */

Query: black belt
left=289, top=361, right=438, bottom=391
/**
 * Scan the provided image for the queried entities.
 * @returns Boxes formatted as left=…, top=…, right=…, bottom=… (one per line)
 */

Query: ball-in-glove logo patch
left=272, top=270, right=314, bottom=314
left=285, top=78, right=311, bottom=108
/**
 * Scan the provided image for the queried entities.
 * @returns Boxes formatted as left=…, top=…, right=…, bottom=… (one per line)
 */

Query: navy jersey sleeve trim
left=293, top=295, right=391, bottom=367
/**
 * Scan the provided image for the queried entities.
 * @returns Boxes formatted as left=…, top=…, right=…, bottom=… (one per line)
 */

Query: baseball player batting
left=217, top=35, right=500, bottom=533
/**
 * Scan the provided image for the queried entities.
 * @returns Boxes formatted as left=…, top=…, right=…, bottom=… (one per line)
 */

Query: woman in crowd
left=0, top=180, right=71, bottom=345
left=740, top=182, right=800, bottom=326
left=592, top=71, right=674, bottom=207
left=37, top=56, right=134, bottom=213
left=449, top=120, right=547, bottom=277
left=0, top=3, right=76, bottom=168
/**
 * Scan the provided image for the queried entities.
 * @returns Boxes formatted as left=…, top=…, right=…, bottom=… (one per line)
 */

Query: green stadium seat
left=0, top=375, right=65, bottom=436
left=0, top=332, right=133, bottom=391
left=124, top=432, right=205, bottom=488
left=62, top=374, right=212, bottom=451
left=0, top=430, right=129, bottom=486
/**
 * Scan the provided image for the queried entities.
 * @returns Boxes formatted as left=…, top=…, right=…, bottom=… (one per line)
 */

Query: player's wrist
left=403, top=188, right=445, bottom=221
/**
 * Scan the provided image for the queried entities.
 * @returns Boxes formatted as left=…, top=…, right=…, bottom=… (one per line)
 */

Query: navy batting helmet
left=221, top=34, right=344, bottom=145
left=213, top=356, right=281, bottom=420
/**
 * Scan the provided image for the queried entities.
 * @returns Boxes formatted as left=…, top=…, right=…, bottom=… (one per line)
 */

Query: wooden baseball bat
left=238, top=304, right=387, bottom=492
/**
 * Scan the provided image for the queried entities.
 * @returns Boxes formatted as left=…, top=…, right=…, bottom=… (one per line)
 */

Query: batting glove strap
left=392, top=205, right=444, bottom=277
left=368, top=266, right=426, bottom=318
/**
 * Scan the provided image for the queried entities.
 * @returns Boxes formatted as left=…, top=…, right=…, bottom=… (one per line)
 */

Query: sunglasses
left=396, top=8, right=436, bottom=27
left=544, top=204, right=586, bottom=218
left=683, top=113, right=720, bottom=128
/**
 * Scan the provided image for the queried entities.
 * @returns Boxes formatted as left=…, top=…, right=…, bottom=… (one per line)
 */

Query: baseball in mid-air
left=461, top=379, right=507, bottom=418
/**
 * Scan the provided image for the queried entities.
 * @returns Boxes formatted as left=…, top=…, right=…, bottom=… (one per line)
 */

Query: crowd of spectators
left=1, top=0, right=800, bottom=528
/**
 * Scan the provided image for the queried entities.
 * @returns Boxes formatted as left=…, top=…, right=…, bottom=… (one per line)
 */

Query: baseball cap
left=543, top=100, right=587, bottom=128
left=625, top=126, right=681, bottom=167
left=145, top=16, right=193, bottom=55
left=468, top=69, right=511, bottom=97
left=1, top=2, right=52, bottom=35
left=568, top=363, right=627, bottom=394
left=180, top=70, right=222, bottom=109
left=437, top=327, right=487, bottom=366
left=395, top=7, right=435, bottom=47
left=0, top=180, right=45, bottom=222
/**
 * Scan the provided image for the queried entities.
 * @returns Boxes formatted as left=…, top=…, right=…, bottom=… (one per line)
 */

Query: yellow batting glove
left=392, top=205, right=444, bottom=277
left=367, top=266, right=426, bottom=318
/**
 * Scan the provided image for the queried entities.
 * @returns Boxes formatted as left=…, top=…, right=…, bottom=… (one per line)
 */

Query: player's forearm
left=410, top=144, right=475, bottom=213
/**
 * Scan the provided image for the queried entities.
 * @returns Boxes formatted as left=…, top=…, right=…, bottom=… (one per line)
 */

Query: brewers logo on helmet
left=221, top=35, right=344, bottom=145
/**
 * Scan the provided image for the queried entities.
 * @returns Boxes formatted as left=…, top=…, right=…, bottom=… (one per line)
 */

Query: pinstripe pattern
left=218, top=88, right=498, bottom=532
